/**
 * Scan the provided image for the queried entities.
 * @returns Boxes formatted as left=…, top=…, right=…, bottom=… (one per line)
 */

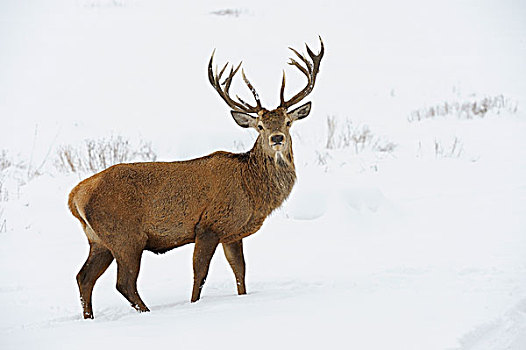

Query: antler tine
left=217, top=62, right=229, bottom=81
left=306, top=37, right=324, bottom=71
left=288, top=57, right=310, bottom=79
left=208, top=49, right=217, bottom=86
left=311, top=36, right=325, bottom=60
left=279, top=70, right=286, bottom=107
left=305, top=43, right=317, bottom=61
left=208, top=50, right=264, bottom=114
left=241, top=69, right=262, bottom=109
left=280, top=37, right=325, bottom=109
left=289, top=47, right=312, bottom=74
left=222, top=62, right=242, bottom=92
left=236, top=94, right=254, bottom=110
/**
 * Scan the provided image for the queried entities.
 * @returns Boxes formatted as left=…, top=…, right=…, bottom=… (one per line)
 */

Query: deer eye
left=257, top=125, right=264, bottom=131
left=286, top=121, right=291, bottom=127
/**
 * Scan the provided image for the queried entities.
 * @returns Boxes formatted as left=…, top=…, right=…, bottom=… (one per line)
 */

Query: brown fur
left=70, top=40, right=323, bottom=319
left=70, top=114, right=303, bottom=318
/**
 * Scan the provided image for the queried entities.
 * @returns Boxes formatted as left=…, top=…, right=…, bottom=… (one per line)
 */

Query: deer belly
left=143, top=219, right=196, bottom=253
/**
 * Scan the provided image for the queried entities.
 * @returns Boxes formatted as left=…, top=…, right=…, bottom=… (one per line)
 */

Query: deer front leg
left=191, top=230, right=219, bottom=303
left=222, top=240, right=246, bottom=295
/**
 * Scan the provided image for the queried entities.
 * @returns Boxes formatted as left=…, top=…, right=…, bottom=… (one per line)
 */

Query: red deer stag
left=69, top=37, right=324, bottom=319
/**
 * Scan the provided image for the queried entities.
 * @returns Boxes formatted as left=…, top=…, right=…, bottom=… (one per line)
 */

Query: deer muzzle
left=269, top=133, right=286, bottom=151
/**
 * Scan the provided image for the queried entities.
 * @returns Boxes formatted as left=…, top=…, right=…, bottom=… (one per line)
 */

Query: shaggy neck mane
left=242, top=135, right=297, bottom=213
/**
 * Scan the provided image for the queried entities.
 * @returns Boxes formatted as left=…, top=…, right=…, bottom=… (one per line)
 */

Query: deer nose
left=270, top=133, right=285, bottom=144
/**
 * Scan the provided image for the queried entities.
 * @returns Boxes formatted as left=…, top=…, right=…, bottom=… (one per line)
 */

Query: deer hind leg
left=77, top=242, right=114, bottom=319
left=222, top=240, right=246, bottom=295
left=191, top=229, right=219, bottom=303
left=112, top=237, right=150, bottom=313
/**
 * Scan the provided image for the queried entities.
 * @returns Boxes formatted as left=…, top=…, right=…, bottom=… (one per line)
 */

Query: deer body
left=70, top=38, right=323, bottom=319
left=70, top=137, right=296, bottom=251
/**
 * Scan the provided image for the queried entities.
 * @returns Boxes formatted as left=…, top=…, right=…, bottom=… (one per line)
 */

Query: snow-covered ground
left=1, top=0, right=526, bottom=349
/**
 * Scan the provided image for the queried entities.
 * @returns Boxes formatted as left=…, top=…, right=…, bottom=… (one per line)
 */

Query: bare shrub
left=56, top=145, right=81, bottom=173
left=0, top=157, right=8, bottom=232
left=56, top=136, right=157, bottom=174
left=325, top=116, right=397, bottom=154
left=326, top=116, right=337, bottom=149
left=210, top=8, right=245, bottom=17
left=0, top=211, right=5, bottom=233
left=0, top=150, right=12, bottom=171
left=315, top=151, right=331, bottom=166
left=82, top=0, right=129, bottom=9
left=0, top=178, right=7, bottom=202
left=434, top=137, right=464, bottom=158
left=233, top=140, right=247, bottom=152
left=0, top=150, right=27, bottom=200
left=409, top=95, right=518, bottom=122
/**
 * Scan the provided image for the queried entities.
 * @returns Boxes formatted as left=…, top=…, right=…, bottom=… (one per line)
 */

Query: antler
left=208, top=51, right=264, bottom=114
left=279, top=36, right=325, bottom=109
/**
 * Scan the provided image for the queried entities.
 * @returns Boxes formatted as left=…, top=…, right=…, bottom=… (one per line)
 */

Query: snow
left=1, top=0, right=526, bottom=349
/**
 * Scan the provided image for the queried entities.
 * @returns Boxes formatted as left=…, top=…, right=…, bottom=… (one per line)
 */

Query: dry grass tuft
left=325, top=116, right=397, bottom=154
left=408, top=95, right=518, bottom=122
left=56, top=136, right=157, bottom=174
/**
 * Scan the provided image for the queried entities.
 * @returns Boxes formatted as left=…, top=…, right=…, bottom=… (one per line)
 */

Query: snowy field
left=1, top=0, right=526, bottom=349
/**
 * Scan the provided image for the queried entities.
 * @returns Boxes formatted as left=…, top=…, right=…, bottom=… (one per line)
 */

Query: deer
left=68, top=37, right=324, bottom=319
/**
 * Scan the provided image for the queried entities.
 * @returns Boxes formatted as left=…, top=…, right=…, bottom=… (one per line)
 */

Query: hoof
left=132, top=303, right=150, bottom=313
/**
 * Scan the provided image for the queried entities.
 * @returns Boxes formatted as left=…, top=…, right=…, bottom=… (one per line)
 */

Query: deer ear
left=231, top=111, right=257, bottom=128
left=288, top=102, right=312, bottom=121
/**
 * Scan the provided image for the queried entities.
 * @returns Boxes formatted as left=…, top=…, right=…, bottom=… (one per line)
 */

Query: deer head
left=208, top=37, right=324, bottom=159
